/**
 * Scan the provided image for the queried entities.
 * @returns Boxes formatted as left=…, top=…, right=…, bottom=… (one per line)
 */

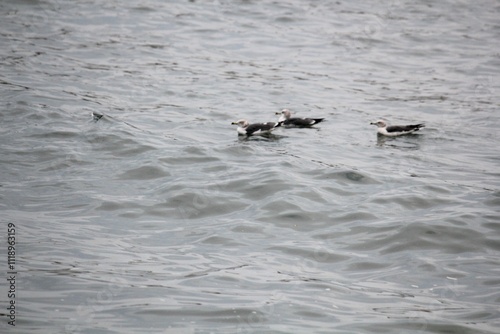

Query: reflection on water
left=1, top=0, right=499, bottom=333
left=236, top=133, right=286, bottom=142
left=375, top=134, right=423, bottom=150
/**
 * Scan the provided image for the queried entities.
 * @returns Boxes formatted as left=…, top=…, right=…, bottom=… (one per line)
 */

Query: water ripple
left=1, top=0, right=499, bottom=333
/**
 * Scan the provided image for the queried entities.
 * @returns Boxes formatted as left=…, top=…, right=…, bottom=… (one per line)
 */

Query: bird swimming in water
left=370, top=119, right=425, bottom=136
left=231, top=119, right=283, bottom=136
left=275, top=109, right=324, bottom=127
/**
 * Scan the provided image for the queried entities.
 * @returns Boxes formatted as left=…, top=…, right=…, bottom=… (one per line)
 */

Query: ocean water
left=1, top=0, right=499, bottom=333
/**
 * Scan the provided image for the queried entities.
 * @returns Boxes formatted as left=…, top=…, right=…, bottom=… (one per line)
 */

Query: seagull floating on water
left=275, top=109, right=324, bottom=127
left=370, top=119, right=425, bottom=137
left=231, top=119, right=282, bottom=136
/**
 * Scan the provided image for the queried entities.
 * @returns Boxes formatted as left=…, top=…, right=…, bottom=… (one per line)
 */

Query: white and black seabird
left=275, top=109, right=324, bottom=127
left=370, top=119, right=424, bottom=136
left=231, top=119, right=282, bottom=136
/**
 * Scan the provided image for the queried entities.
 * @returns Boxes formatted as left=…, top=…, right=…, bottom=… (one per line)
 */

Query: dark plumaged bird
left=231, top=119, right=282, bottom=136
left=275, top=109, right=324, bottom=127
left=370, top=119, right=425, bottom=136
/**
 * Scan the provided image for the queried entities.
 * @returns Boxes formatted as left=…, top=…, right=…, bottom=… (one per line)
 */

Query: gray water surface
left=1, top=0, right=499, bottom=333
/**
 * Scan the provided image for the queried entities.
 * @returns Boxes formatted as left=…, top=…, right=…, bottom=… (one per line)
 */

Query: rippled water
left=1, top=0, right=500, bottom=333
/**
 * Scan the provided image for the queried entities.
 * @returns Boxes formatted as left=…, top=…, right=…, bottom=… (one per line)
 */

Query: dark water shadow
left=376, top=134, right=423, bottom=150
left=236, top=133, right=286, bottom=142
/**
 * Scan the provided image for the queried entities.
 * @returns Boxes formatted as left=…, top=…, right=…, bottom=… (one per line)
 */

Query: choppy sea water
left=1, top=0, right=500, bottom=333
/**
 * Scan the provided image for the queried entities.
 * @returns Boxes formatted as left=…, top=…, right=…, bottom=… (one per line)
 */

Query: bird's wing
left=245, top=122, right=276, bottom=135
left=386, top=124, right=424, bottom=133
left=287, top=117, right=323, bottom=126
